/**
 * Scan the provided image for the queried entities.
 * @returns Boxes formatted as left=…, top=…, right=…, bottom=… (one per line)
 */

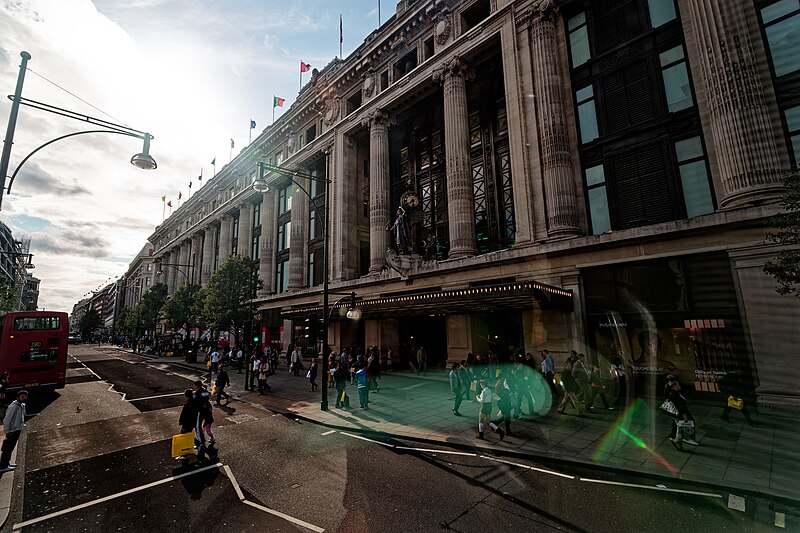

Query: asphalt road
left=4, top=345, right=791, bottom=532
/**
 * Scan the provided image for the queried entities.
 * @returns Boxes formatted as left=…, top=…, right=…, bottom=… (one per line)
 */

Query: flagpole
left=273, top=104, right=275, bottom=125
left=340, top=15, right=343, bottom=58
left=162, top=201, right=165, bottom=222
left=378, top=0, right=381, bottom=26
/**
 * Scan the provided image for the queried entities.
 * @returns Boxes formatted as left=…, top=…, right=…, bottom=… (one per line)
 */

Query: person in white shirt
left=476, top=380, right=504, bottom=440
left=210, top=348, right=221, bottom=374
left=235, top=348, right=244, bottom=374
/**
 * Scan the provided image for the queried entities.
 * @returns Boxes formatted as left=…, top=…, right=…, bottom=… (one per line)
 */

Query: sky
left=0, top=0, right=389, bottom=312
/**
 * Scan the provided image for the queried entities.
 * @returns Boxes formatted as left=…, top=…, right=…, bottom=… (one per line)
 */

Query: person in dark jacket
left=334, top=362, right=349, bottom=408
left=557, top=361, right=585, bottom=416
left=309, top=357, right=319, bottom=391
left=667, top=380, right=696, bottom=451
left=494, top=381, right=514, bottom=437
left=215, top=365, right=231, bottom=405
left=179, top=389, right=198, bottom=434
left=719, top=369, right=757, bottom=426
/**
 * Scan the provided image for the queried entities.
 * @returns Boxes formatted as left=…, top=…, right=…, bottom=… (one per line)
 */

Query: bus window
left=13, top=316, right=61, bottom=330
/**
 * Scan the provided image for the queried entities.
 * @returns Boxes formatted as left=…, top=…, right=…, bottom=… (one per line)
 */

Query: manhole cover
left=226, top=414, right=259, bottom=424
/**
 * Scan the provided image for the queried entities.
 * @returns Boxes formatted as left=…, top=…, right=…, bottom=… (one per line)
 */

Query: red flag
left=300, top=61, right=311, bottom=73
left=167, top=200, right=172, bottom=208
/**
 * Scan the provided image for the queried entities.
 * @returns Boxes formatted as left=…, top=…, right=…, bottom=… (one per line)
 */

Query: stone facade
left=146, top=0, right=800, bottom=410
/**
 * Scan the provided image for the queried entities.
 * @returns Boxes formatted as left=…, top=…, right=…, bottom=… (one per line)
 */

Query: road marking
left=320, top=430, right=336, bottom=436
left=243, top=500, right=325, bottom=532
left=69, top=356, right=103, bottom=380
left=581, top=477, right=723, bottom=498
left=339, top=432, right=394, bottom=447
left=396, top=447, right=477, bottom=457
left=127, top=392, right=186, bottom=402
left=397, top=383, right=426, bottom=391
left=479, top=455, right=576, bottom=479
left=12, top=462, right=223, bottom=530
left=223, top=465, right=246, bottom=501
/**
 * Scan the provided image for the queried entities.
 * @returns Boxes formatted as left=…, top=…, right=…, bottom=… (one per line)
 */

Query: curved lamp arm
left=6, top=129, right=153, bottom=194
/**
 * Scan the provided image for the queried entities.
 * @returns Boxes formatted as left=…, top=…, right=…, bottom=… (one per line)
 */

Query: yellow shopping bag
left=727, top=395, right=744, bottom=410
left=171, top=432, right=195, bottom=457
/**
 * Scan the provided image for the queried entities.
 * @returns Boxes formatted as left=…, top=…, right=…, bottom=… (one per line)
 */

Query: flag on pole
left=250, top=119, right=256, bottom=129
left=178, top=191, right=182, bottom=200
left=300, top=61, right=311, bottom=73
left=167, top=200, right=172, bottom=208
left=211, top=158, right=216, bottom=166
left=230, top=139, right=235, bottom=149
left=188, top=181, right=192, bottom=189
left=273, top=96, right=285, bottom=107
left=199, top=168, right=203, bottom=181
left=161, top=195, right=166, bottom=202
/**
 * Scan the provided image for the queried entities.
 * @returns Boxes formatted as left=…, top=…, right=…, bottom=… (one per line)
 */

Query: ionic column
left=191, top=233, right=202, bottom=284
left=201, top=225, right=216, bottom=285
left=238, top=203, right=254, bottom=258
left=364, top=109, right=390, bottom=274
left=218, top=216, right=233, bottom=264
left=259, top=190, right=277, bottom=296
left=165, top=249, right=177, bottom=294
left=434, top=56, right=477, bottom=258
left=176, top=241, right=190, bottom=289
left=288, top=176, right=309, bottom=290
left=685, top=0, right=785, bottom=208
left=530, top=2, right=581, bottom=238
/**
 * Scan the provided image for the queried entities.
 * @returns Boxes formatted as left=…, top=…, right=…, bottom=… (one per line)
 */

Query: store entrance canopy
left=280, top=280, right=572, bottom=321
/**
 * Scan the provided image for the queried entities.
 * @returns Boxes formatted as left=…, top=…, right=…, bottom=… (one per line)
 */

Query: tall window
left=659, top=45, right=694, bottom=113
left=647, top=0, right=676, bottom=28
left=585, top=164, right=610, bottom=234
left=307, top=251, right=316, bottom=288
left=277, top=221, right=291, bottom=252
left=278, top=185, right=293, bottom=214
left=253, top=202, right=262, bottom=227
left=675, top=137, right=714, bottom=217
left=576, top=85, right=599, bottom=144
left=760, top=0, right=800, bottom=77
left=309, top=209, right=316, bottom=240
left=231, top=217, right=239, bottom=256
left=251, top=235, right=261, bottom=260
left=786, top=106, right=800, bottom=166
left=275, top=259, right=289, bottom=293
left=568, top=12, right=591, bottom=67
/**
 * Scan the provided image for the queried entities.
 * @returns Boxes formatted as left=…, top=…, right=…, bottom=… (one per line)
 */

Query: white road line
left=339, top=432, right=395, bottom=447
left=243, top=500, right=325, bottom=533
left=396, top=447, right=477, bottom=457
left=320, top=430, right=336, bottom=436
left=479, top=455, right=576, bottom=480
left=127, top=392, right=186, bottom=402
left=223, top=465, right=246, bottom=502
left=69, top=356, right=103, bottom=380
left=12, top=462, right=223, bottom=530
left=397, top=383, right=426, bottom=391
left=580, top=477, right=723, bottom=498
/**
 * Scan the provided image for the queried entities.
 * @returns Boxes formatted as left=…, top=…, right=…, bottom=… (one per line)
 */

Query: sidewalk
left=138, top=350, right=800, bottom=504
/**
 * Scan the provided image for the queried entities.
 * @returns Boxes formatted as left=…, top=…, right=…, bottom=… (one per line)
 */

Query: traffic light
left=253, top=336, right=259, bottom=342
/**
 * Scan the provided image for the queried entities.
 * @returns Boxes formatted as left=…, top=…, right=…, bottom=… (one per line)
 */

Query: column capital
left=433, top=56, right=475, bottom=84
left=362, top=108, right=391, bottom=128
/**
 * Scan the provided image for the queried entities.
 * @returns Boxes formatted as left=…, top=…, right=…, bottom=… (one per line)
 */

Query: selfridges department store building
left=148, top=0, right=800, bottom=412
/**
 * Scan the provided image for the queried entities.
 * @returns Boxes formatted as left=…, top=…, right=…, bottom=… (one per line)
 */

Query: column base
left=448, top=247, right=477, bottom=259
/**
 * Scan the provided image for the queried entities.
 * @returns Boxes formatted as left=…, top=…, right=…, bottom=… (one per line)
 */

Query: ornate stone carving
left=363, top=69, right=376, bottom=97
left=435, top=10, right=452, bottom=45
left=432, top=56, right=475, bottom=84
left=323, top=97, right=340, bottom=126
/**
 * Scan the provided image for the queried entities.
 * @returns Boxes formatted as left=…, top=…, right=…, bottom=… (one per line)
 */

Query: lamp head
left=252, top=162, right=269, bottom=192
left=131, top=134, right=157, bottom=170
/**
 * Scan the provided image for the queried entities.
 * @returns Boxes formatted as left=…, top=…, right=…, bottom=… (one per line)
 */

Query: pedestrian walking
left=719, top=368, right=758, bottom=426
left=215, top=365, right=231, bottom=405
left=193, top=382, right=215, bottom=446
left=416, top=346, right=427, bottom=375
left=235, top=347, right=244, bottom=374
left=540, top=350, right=558, bottom=397
left=666, top=380, right=697, bottom=451
left=587, top=365, right=613, bottom=410
left=258, top=356, right=271, bottom=393
left=291, top=346, right=303, bottom=376
left=367, top=351, right=381, bottom=392
left=494, top=381, right=514, bottom=437
left=476, top=380, right=504, bottom=440
left=0, top=390, right=28, bottom=472
left=450, top=363, right=463, bottom=416
left=356, top=363, right=369, bottom=409
left=386, top=348, right=393, bottom=371
left=250, top=354, right=261, bottom=391
left=511, top=359, right=534, bottom=417
left=334, top=362, right=349, bottom=408
left=210, top=347, right=221, bottom=374
left=558, top=360, right=586, bottom=417
left=179, top=389, right=198, bottom=434
left=308, top=357, right=319, bottom=391
left=572, top=353, right=590, bottom=403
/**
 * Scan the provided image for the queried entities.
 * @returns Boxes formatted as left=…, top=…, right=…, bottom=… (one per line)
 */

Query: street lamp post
left=154, top=259, right=194, bottom=285
left=0, top=51, right=157, bottom=210
left=253, top=153, right=337, bottom=410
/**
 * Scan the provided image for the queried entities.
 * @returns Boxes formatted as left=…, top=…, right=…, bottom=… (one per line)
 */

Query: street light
left=253, top=155, right=339, bottom=410
left=0, top=51, right=157, bottom=210
left=154, top=258, right=194, bottom=285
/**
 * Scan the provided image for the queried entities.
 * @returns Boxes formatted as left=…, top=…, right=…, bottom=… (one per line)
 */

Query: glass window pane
left=648, top=0, right=677, bottom=27
left=285, top=221, right=291, bottom=249
left=569, top=27, right=591, bottom=67
left=679, top=161, right=714, bottom=217
left=568, top=11, right=586, bottom=31
left=578, top=101, right=599, bottom=143
left=662, top=63, right=694, bottom=112
left=585, top=164, right=606, bottom=187
left=766, top=16, right=800, bottom=76
left=576, top=85, right=594, bottom=102
left=675, top=136, right=704, bottom=162
left=659, top=46, right=684, bottom=66
left=791, top=134, right=800, bottom=163
left=762, top=0, right=799, bottom=24
left=786, top=106, right=800, bottom=131
left=588, top=186, right=611, bottom=234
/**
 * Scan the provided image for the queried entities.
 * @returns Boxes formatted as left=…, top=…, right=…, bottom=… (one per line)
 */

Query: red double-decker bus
left=0, top=311, right=69, bottom=392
